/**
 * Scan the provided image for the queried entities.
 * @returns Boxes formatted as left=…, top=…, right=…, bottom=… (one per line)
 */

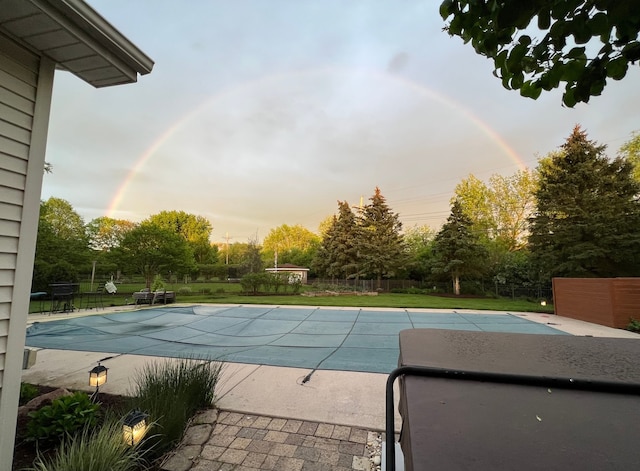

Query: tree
left=440, top=1, right=640, bottom=106
left=432, top=199, right=488, bottom=295
left=453, top=175, right=493, bottom=240
left=86, top=217, right=137, bottom=251
left=33, top=198, right=91, bottom=290
left=488, top=171, right=538, bottom=251
left=455, top=170, right=537, bottom=252
left=358, top=188, right=406, bottom=289
left=262, top=224, right=320, bottom=267
left=147, top=211, right=215, bottom=264
left=219, top=242, right=249, bottom=266
left=314, top=201, right=361, bottom=279
left=40, top=197, right=87, bottom=242
left=403, top=225, right=437, bottom=281
left=118, top=222, right=196, bottom=288
left=241, top=238, right=263, bottom=275
left=318, top=215, right=335, bottom=237
left=618, top=130, right=640, bottom=183
left=529, top=125, right=640, bottom=278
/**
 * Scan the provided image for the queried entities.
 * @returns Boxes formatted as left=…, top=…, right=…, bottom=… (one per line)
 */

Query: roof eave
left=32, top=0, right=154, bottom=77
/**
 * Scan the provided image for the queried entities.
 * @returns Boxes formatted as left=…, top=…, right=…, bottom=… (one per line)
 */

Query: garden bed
left=13, top=386, right=131, bottom=470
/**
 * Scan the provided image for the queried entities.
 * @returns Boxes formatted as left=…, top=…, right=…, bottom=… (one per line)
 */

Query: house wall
left=0, top=32, right=54, bottom=470
left=552, top=278, right=640, bottom=328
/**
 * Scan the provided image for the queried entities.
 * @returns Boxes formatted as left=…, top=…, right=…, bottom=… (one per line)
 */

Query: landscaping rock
left=160, top=452, right=193, bottom=471
left=17, top=388, right=72, bottom=416
left=192, top=408, right=218, bottom=425
left=183, top=423, right=213, bottom=445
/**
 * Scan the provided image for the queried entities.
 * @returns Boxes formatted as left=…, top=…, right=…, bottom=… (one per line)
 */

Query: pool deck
left=21, top=304, right=639, bottom=431
left=20, top=305, right=640, bottom=470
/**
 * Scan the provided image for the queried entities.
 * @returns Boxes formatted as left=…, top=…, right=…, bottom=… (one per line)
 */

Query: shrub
left=177, top=286, right=192, bottom=295
left=129, top=358, right=222, bottom=459
left=20, top=383, right=40, bottom=405
left=27, top=416, right=147, bottom=471
left=240, top=273, right=270, bottom=295
left=26, top=392, right=101, bottom=447
left=290, top=277, right=303, bottom=294
left=628, top=318, right=640, bottom=333
left=151, top=275, right=165, bottom=292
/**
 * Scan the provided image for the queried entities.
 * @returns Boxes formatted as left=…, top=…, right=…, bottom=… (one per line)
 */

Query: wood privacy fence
left=552, top=278, right=640, bottom=328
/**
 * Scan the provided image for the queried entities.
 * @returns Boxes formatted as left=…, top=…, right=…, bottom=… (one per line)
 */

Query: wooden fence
left=552, top=278, right=640, bottom=328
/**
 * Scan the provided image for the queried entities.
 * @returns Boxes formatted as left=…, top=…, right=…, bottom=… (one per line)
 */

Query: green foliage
left=33, top=198, right=92, bottom=289
left=529, top=126, right=640, bottom=278
left=151, top=275, right=165, bottom=292
left=240, top=272, right=270, bottom=295
left=27, top=417, right=147, bottom=471
left=454, top=170, right=537, bottom=252
left=130, top=359, right=222, bottom=458
left=618, top=131, right=640, bottom=184
left=314, top=202, right=360, bottom=279
left=20, top=383, right=40, bottom=406
left=627, top=318, right=640, bottom=333
left=147, top=210, right=215, bottom=264
left=314, top=189, right=406, bottom=287
left=26, top=392, right=101, bottom=447
left=241, top=239, right=263, bottom=275
left=177, top=286, right=192, bottom=295
left=440, top=1, right=640, bottom=106
left=403, top=225, right=437, bottom=282
left=432, top=199, right=488, bottom=295
left=262, top=224, right=320, bottom=254
left=86, top=217, right=137, bottom=252
left=118, top=222, right=196, bottom=288
left=289, top=276, right=303, bottom=294
left=358, top=188, right=407, bottom=288
left=40, top=197, right=87, bottom=241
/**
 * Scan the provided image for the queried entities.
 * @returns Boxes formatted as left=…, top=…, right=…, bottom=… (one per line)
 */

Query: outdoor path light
left=88, top=362, right=108, bottom=401
left=123, top=409, right=149, bottom=446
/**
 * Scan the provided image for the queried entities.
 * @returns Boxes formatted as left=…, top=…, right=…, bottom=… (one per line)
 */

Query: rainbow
left=106, top=67, right=526, bottom=218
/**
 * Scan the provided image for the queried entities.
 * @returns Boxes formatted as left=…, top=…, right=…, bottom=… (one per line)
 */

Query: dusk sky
left=41, top=1, right=640, bottom=243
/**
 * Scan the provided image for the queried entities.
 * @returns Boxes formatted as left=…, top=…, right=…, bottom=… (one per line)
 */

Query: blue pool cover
left=25, top=305, right=566, bottom=374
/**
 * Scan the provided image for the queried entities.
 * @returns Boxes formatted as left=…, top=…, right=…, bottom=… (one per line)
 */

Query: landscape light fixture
left=123, top=409, right=149, bottom=446
left=88, top=362, right=108, bottom=400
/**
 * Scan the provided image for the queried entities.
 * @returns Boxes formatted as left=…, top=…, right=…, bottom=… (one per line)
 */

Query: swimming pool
left=25, top=305, right=565, bottom=374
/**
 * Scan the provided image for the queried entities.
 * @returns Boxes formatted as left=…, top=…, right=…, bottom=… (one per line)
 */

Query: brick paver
left=160, top=409, right=377, bottom=471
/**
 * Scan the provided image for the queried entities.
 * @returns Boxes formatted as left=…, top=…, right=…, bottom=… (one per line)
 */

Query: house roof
left=0, top=0, right=153, bottom=87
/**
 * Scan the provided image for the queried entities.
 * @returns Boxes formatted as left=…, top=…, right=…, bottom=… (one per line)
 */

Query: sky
left=41, top=1, right=640, bottom=243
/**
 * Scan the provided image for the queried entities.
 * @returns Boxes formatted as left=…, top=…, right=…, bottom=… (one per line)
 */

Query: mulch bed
left=13, top=386, right=131, bottom=470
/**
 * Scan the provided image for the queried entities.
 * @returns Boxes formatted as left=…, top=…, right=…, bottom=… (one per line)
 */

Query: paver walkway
left=160, top=410, right=382, bottom=471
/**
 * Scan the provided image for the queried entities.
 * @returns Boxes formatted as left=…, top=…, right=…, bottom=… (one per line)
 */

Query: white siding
left=0, top=36, right=35, bottom=362
left=0, top=31, right=53, bottom=469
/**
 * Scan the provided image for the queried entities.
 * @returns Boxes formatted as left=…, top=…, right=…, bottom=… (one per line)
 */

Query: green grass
left=199, top=293, right=554, bottom=313
left=29, top=281, right=554, bottom=314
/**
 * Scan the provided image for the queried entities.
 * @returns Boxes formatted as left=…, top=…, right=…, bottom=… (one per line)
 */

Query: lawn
left=29, top=281, right=554, bottom=314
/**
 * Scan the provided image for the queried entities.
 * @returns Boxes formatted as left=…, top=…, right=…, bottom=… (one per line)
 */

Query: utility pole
left=225, top=232, right=231, bottom=265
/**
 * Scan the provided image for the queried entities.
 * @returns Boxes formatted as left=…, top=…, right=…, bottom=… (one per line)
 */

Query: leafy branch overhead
left=440, top=1, right=640, bottom=106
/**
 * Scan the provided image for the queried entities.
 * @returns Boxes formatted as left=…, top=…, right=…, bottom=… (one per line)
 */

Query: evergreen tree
left=358, top=188, right=405, bottom=289
left=314, top=201, right=360, bottom=279
left=432, top=199, right=487, bottom=295
left=529, top=126, right=640, bottom=278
